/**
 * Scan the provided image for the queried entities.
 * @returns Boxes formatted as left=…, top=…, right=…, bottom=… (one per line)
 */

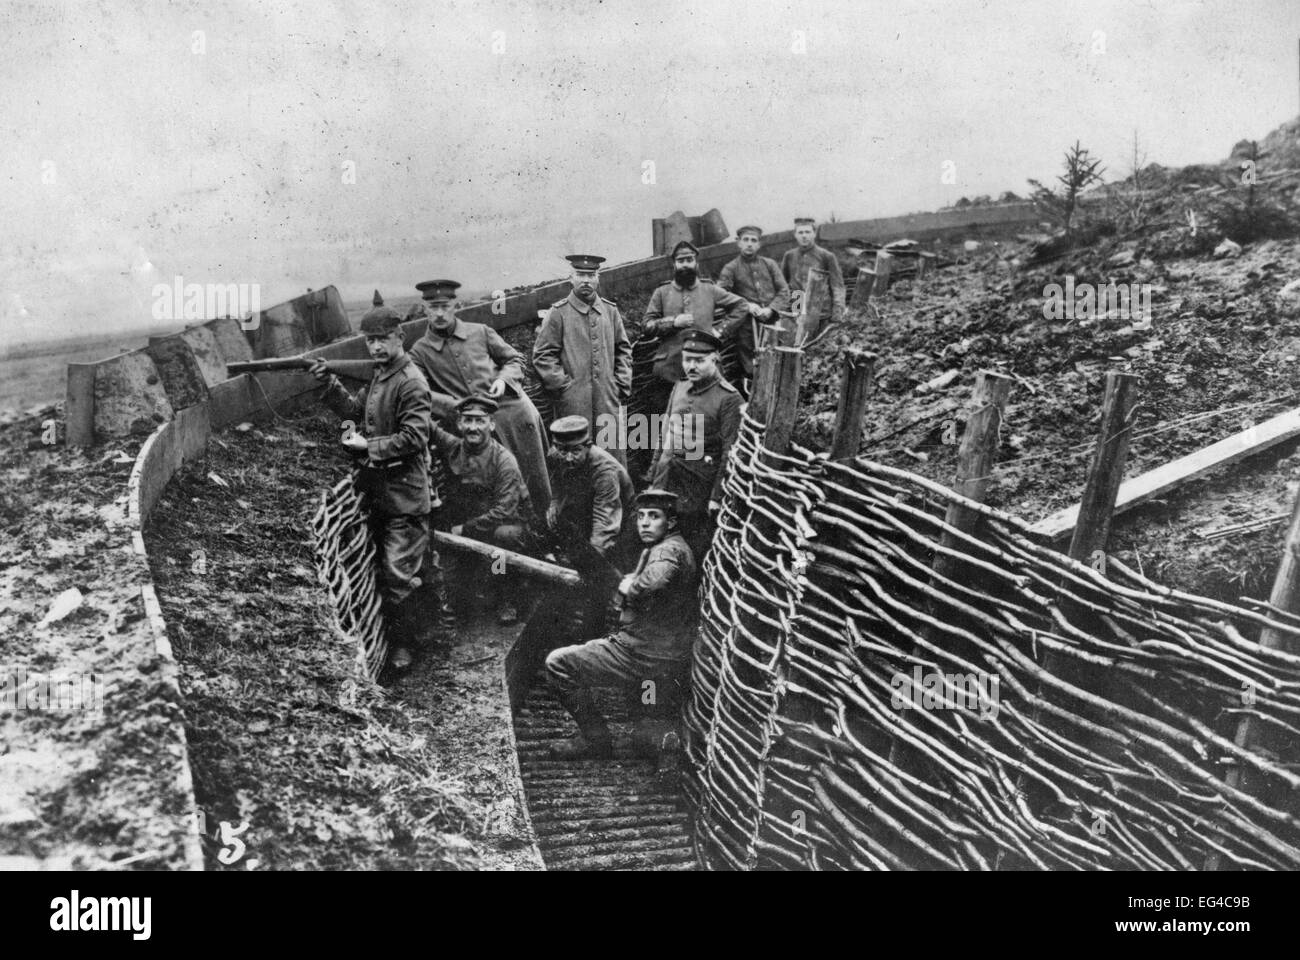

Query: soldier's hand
left=489, top=378, right=506, bottom=398
left=309, top=358, right=331, bottom=382
left=618, top=574, right=635, bottom=595
left=451, top=524, right=464, bottom=537
left=747, top=302, right=761, bottom=317
left=708, top=499, right=721, bottom=514
left=759, top=307, right=776, bottom=323
left=340, top=431, right=368, bottom=452
left=545, top=501, right=558, bottom=529
left=673, top=313, right=694, bottom=329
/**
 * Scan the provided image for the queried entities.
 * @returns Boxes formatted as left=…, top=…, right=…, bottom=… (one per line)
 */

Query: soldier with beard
left=640, top=240, right=749, bottom=418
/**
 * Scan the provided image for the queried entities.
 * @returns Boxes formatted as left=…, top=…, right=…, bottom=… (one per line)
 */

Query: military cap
left=681, top=329, right=722, bottom=354
left=670, top=240, right=699, bottom=259
left=634, top=488, right=680, bottom=515
left=359, top=305, right=403, bottom=334
left=736, top=225, right=763, bottom=239
left=549, top=415, right=591, bottom=443
left=565, top=254, right=606, bottom=272
left=372, top=289, right=384, bottom=306
left=455, top=393, right=499, bottom=416
left=793, top=217, right=816, bottom=226
left=416, top=279, right=461, bottom=303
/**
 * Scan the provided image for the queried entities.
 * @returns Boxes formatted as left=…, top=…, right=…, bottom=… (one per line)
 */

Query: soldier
left=520, top=415, right=636, bottom=659
left=646, top=329, right=742, bottom=561
left=780, top=217, right=847, bottom=342
left=310, top=301, right=433, bottom=672
left=431, top=393, right=533, bottom=625
left=716, top=224, right=790, bottom=386
left=532, top=254, right=633, bottom=465
left=641, top=240, right=750, bottom=418
left=407, top=279, right=552, bottom=520
left=545, top=489, right=697, bottom=763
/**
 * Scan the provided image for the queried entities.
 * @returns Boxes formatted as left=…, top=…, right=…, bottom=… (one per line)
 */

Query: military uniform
left=318, top=317, right=435, bottom=665
left=545, top=493, right=697, bottom=759
left=647, top=371, right=742, bottom=557
left=716, top=251, right=790, bottom=379
left=532, top=290, right=633, bottom=465
left=642, top=279, right=750, bottom=384
left=549, top=442, right=635, bottom=563
left=780, top=242, right=847, bottom=341
left=408, top=318, right=552, bottom=518
left=430, top=420, right=531, bottom=552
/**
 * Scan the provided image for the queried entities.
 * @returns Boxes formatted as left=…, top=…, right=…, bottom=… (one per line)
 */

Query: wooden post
left=762, top=347, right=803, bottom=455
left=1207, top=484, right=1300, bottom=868
left=940, top=371, right=1013, bottom=543
left=799, top=268, right=830, bottom=345
left=1066, top=371, right=1139, bottom=565
left=917, top=251, right=937, bottom=279
left=872, top=250, right=894, bottom=299
left=65, top=362, right=97, bottom=448
left=828, top=350, right=877, bottom=461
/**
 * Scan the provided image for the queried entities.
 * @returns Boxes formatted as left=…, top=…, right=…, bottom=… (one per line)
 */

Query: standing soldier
left=407, top=279, right=552, bottom=520
left=545, top=489, right=697, bottom=764
left=641, top=240, right=750, bottom=419
left=716, top=224, right=790, bottom=388
left=780, top=217, right=846, bottom=342
left=310, top=301, right=433, bottom=672
left=532, top=254, right=633, bottom=465
left=647, top=330, right=742, bottom=560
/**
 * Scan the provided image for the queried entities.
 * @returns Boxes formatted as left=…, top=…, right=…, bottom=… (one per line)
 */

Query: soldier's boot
left=655, top=730, right=682, bottom=777
left=548, top=689, right=614, bottom=760
left=386, top=599, right=418, bottom=672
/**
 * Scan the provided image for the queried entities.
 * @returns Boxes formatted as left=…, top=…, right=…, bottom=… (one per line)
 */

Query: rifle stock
left=226, top=357, right=378, bottom=381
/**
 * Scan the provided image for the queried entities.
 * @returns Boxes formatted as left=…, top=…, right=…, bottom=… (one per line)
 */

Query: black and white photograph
left=1, top=0, right=1297, bottom=929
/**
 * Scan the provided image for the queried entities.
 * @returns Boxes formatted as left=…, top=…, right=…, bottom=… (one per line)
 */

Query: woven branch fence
left=684, top=412, right=1300, bottom=870
left=312, top=477, right=388, bottom=680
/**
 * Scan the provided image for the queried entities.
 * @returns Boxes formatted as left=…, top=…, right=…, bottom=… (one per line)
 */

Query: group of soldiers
left=310, top=218, right=847, bottom=764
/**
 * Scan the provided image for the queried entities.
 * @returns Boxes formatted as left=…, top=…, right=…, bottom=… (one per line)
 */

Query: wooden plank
left=1031, top=406, right=1300, bottom=541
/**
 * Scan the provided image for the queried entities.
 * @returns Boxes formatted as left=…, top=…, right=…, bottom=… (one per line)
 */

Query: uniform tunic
left=716, top=253, right=791, bottom=376
left=642, top=279, right=750, bottom=383
left=647, top=373, right=743, bottom=511
left=780, top=243, right=847, bottom=336
left=532, top=292, right=633, bottom=464
left=320, top=355, right=433, bottom=607
left=429, top=423, right=530, bottom=542
left=548, top=444, right=635, bottom=560
left=408, top=319, right=552, bottom=515
left=545, top=531, right=698, bottom=703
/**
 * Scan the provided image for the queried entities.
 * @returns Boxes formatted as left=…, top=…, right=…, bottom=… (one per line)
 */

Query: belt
left=365, top=456, right=421, bottom=472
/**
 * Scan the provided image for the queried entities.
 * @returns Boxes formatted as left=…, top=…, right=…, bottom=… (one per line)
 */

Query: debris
left=918, top=369, right=960, bottom=393
left=1213, top=238, right=1242, bottom=258
left=38, top=587, right=84, bottom=627
left=235, top=422, right=254, bottom=432
left=207, top=472, right=230, bottom=488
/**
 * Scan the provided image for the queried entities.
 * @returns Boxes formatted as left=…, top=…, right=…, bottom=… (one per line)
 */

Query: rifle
left=226, top=356, right=379, bottom=382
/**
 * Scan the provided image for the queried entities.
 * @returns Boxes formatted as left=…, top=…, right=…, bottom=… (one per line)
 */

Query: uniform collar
left=567, top=290, right=604, bottom=315
left=423, top=318, right=467, bottom=350
left=374, top=354, right=412, bottom=381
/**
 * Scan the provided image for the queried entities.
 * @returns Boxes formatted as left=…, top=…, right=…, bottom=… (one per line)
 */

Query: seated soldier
left=431, top=393, right=533, bottom=625
left=545, top=489, right=697, bottom=766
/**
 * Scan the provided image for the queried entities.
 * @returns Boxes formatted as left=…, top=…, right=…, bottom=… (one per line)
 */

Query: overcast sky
left=3, top=0, right=1299, bottom=349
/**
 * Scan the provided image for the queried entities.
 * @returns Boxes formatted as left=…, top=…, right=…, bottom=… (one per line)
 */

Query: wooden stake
left=828, top=350, right=877, bottom=461
left=762, top=347, right=803, bottom=455
left=940, top=371, right=1013, bottom=543
left=872, top=250, right=894, bottom=299
left=1207, top=484, right=1300, bottom=869
left=1067, top=371, right=1139, bottom=565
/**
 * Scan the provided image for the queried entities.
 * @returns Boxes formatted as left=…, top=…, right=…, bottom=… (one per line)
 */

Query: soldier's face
left=554, top=439, right=587, bottom=466
left=458, top=411, right=492, bottom=446
left=674, top=253, right=697, bottom=272
left=636, top=507, right=674, bottom=544
left=572, top=270, right=599, bottom=299
left=426, top=300, right=457, bottom=332
left=738, top=234, right=761, bottom=256
left=682, top=350, right=718, bottom=382
left=365, top=331, right=403, bottom=363
left=794, top=225, right=815, bottom=247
